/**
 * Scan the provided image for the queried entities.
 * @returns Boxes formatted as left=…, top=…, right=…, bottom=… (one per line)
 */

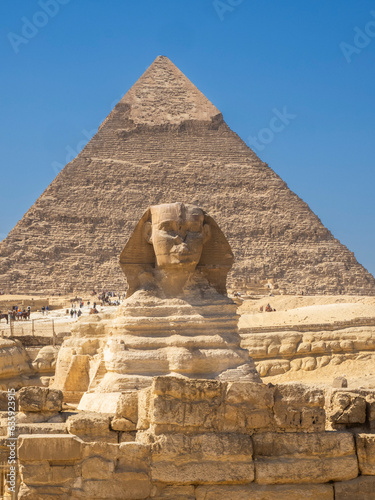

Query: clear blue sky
left=1, top=0, right=374, bottom=276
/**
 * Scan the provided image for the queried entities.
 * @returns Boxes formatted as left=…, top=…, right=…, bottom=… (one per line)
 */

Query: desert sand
left=239, top=294, right=375, bottom=326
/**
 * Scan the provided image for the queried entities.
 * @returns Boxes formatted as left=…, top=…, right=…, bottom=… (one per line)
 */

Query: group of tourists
left=41, top=305, right=50, bottom=314
left=69, top=308, right=82, bottom=319
left=98, top=291, right=124, bottom=306
left=64, top=291, right=125, bottom=319
left=66, top=299, right=100, bottom=319
left=0, top=305, right=32, bottom=322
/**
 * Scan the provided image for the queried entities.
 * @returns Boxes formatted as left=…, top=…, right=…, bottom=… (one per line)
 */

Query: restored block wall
left=10, top=378, right=375, bottom=499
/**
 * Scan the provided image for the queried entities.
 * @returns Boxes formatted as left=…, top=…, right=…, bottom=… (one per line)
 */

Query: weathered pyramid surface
left=0, top=56, right=374, bottom=295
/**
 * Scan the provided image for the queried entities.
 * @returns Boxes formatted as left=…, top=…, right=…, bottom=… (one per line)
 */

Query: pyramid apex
left=112, top=55, right=221, bottom=127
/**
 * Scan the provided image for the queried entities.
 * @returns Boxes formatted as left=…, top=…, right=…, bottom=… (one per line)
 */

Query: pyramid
left=0, top=56, right=374, bottom=295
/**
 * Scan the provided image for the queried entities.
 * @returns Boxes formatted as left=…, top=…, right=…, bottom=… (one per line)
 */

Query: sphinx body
left=53, top=203, right=260, bottom=398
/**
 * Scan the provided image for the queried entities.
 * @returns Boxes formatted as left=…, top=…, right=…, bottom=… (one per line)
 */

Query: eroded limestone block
left=53, top=343, right=94, bottom=400
left=83, top=440, right=120, bottom=462
left=334, top=476, right=375, bottom=500
left=81, top=456, right=115, bottom=480
left=328, top=391, right=367, bottom=426
left=18, top=434, right=84, bottom=462
left=77, top=391, right=122, bottom=413
left=256, top=359, right=290, bottom=377
left=356, top=433, right=375, bottom=475
left=111, top=391, right=139, bottom=431
left=195, top=483, right=334, bottom=500
left=31, top=346, right=59, bottom=373
left=367, top=394, right=375, bottom=431
left=273, top=384, right=325, bottom=432
left=223, top=382, right=274, bottom=432
left=21, top=463, right=79, bottom=489
left=66, top=412, right=117, bottom=443
left=150, top=485, right=196, bottom=500
left=111, top=417, right=135, bottom=432
left=119, top=431, right=137, bottom=442
left=15, top=410, right=64, bottom=424
left=18, top=484, right=71, bottom=500
left=17, top=387, right=63, bottom=413
left=13, top=422, right=67, bottom=438
left=81, top=442, right=151, bottom=499
left=332, top=376, right=348, bottom=388
left=147, top=432, right=254, bottom=484
left=150, top=377, right=226, bottom=434
left=118, top=441, right=151, bottom=471
left=19, top=462, right=51, bottom=486
left=252, top=432, right=358, bottom=484
left=0, top=339, right=31, bottom=382
left=137, top=386, right=152, bottom=430
left=82, top=472, right=151, bottom=500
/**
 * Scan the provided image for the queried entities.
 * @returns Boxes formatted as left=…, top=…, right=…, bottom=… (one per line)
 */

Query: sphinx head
left=120, top=202, right=233, bottom=297
left=144, top=203, right=211, bottom=273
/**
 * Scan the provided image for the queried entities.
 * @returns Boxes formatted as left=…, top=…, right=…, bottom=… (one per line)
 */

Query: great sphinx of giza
left=53, top=203, right=260, bottom=402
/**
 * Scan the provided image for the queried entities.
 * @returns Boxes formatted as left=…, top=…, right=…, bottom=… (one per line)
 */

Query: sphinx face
left=147, top=203, right=210, bottom=271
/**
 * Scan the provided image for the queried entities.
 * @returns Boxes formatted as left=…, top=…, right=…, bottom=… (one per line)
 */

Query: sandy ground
left=30, top=304, right=118, bottom=323
left=265, top=355, right=375, bottom=390
left=239, top=295, right=375, bottom=328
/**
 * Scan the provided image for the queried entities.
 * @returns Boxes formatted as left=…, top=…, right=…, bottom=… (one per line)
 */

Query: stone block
left=81, top=456, right=115, bottom=479
left=61, top=353, right=90, bottom=392
left=196, top=483, right=334, bottom=500
left=117, top=442, right=151, bottom=472
left=367, top=395, right=375, bottom=431
left=13, top=422, right=67, bottom=438
left=137, top=386, right=152, bottom=430
left=328, top=391, right=366, bottom=426
left=273, top=384, right=325, bottom=432
left=332, top=376, right=348, bottom=388
left=32, top=345, right=59, bottom=374
left=151, top=485, right=196, bottom=500
left=252, top=432, right=358, bottom=484
left=76, top=442, right=152, bottom=497
left=18, top=434, right=83, bottom=462
left=150, top=432, right=254, bottom=484
left=17, top=387, right=63, bottom=412
left=77, top=391, right=122, bottom=413
left=83, top=441, right=120, bottom=462
left=116, top=390, right=138, bottom=422
left=119, top=431, right=137, bottom=442
left=334, top=476, right=375, bottom=500
left=111, top=417, right=136, bottom=431
left=150, top=376, right=226, bottom=434
left=356, top=433, right=375, bottom=475
left=20, top=462, right=51, bottom=486
left=16, top=410, right=64, bottom=424
left=66, top=412, right=117, bottom=443
left=18, top=484, right=71, bottom=500
left=82, top=472, right=151, bottom=499
left=50, top=465, right=78, bottom=484
left=223, top=382, right=274, bottom=432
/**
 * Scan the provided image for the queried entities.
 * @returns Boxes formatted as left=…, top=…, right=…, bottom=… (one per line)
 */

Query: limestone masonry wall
left=1, top=378, right=374, bottom=499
